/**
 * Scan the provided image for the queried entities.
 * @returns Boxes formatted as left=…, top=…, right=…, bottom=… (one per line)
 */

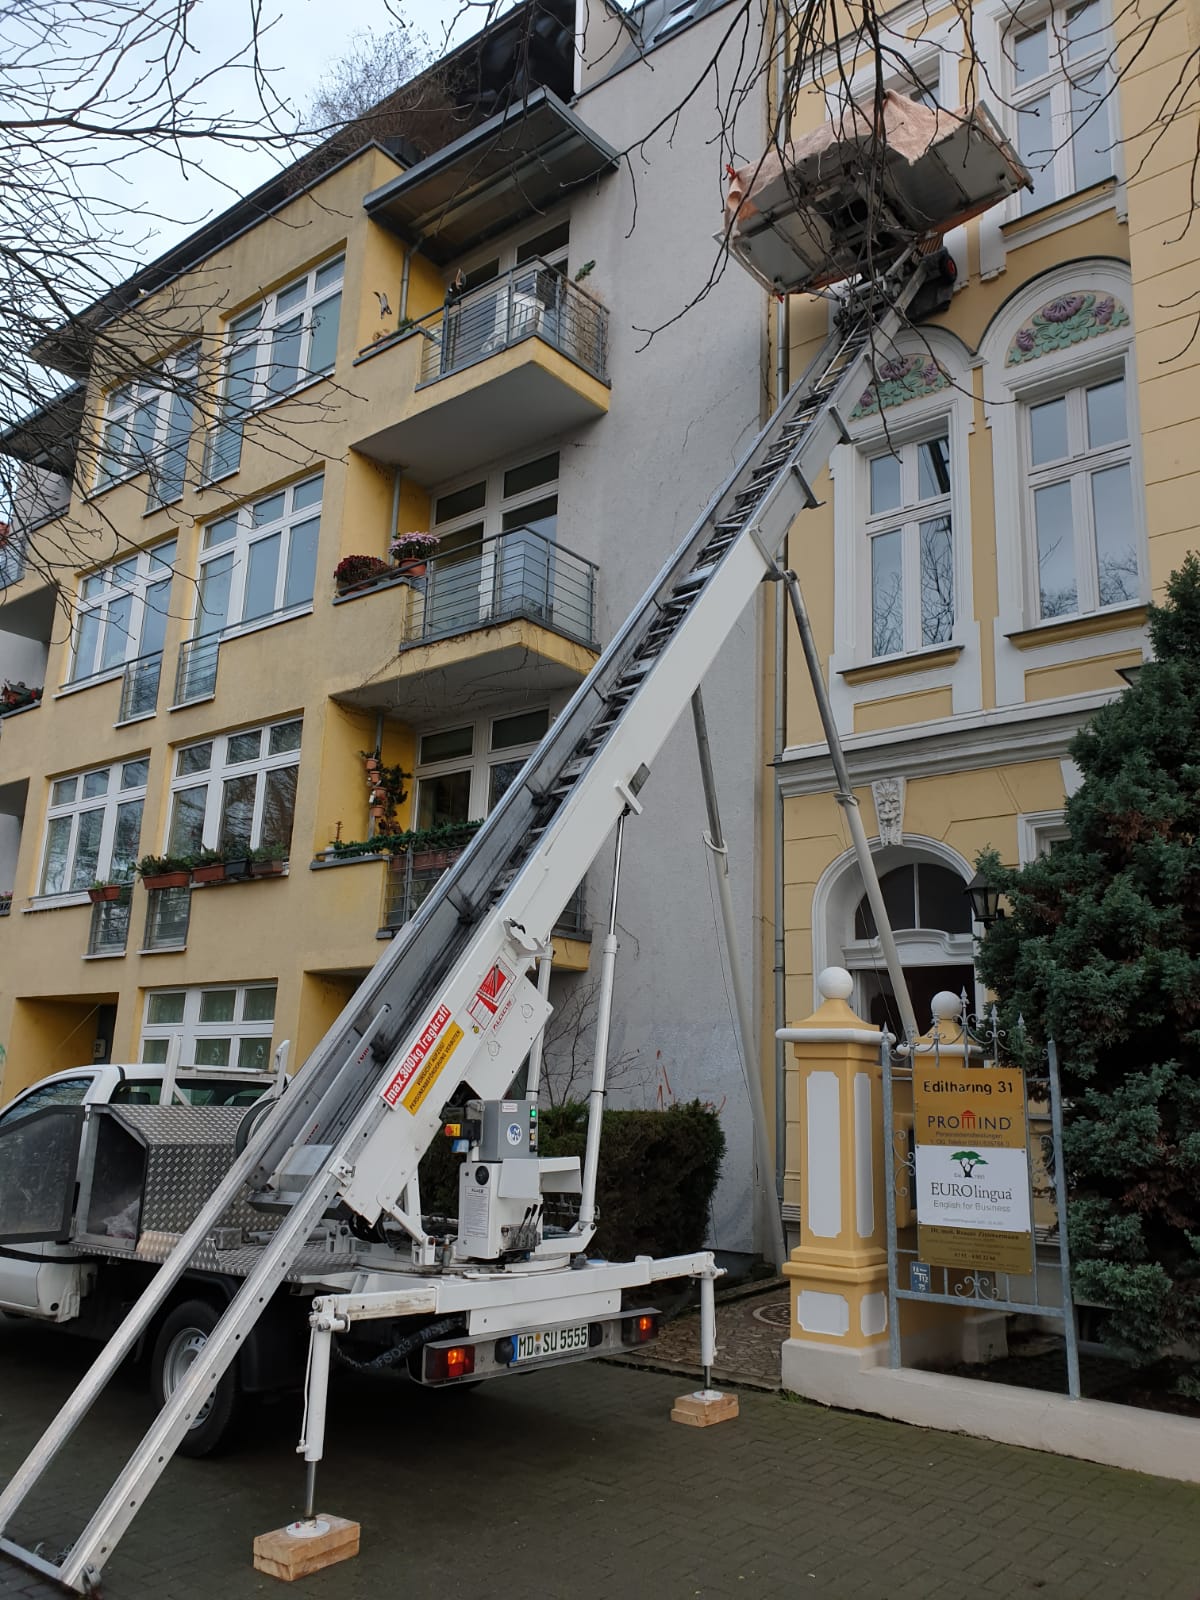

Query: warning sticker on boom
left=380, top=1004, right=451, bottom=1108
left=467, top=958, right=516, bottom=1030
left=402, top=1022, right=464, bottom=1115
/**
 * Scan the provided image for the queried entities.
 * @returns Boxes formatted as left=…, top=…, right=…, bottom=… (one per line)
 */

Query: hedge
left=419, top=1100, right=725, bottom=1261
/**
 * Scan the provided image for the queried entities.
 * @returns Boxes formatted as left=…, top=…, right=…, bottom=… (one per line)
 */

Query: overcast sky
left=104, top=0, right=477, bottom=267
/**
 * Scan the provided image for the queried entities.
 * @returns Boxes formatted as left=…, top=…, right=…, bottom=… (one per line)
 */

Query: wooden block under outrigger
left=671, top=1388, right=740, bottom=1427
left=253, top=1514, right=360, bottom=1581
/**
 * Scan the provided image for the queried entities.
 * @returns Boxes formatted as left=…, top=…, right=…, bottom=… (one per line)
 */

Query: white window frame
left=140, top=982, right=277, bottom=1071
left=195, top=474, right=323, bottom=639
left=863, top=431, right=955, bottom=660
left=94, top=344, right=199, bottom=499
left=204, top=257, right=344, bottom=481
left=1018, top=810, right=1070, bottom=863
left=66, top=540, right=176, bottom=687
left=413, top=708, right=551, bottom=828
left=1006, top=0, right=1114, bottom=217
left=36, top=757, right=149, bottom=902
left=1021, top=363, right=1142, bottom=621
left=166, top=717, right=302, bottom=859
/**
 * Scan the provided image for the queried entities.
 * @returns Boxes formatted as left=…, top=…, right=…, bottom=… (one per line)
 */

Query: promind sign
left=912, top=1066, right=1033, bottom=1277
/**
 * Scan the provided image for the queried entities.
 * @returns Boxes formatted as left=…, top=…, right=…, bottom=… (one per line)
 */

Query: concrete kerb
left=781, top=1339, right=1200, bottom=1485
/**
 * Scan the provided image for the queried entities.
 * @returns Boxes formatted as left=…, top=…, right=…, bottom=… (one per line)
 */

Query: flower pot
left=88, top=885, right=123, bottom=903
left=191, top=863, right=227, bottom=885
left=142, top=871, right=190, bottom=890
left=395, top=559, right=427, bottom=578
left=412, top=847, right=455, bottom=872
left=249, top=858, right=285, bottom=878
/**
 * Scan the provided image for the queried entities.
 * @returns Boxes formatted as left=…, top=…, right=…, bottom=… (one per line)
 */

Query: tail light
left=425, top=1343, right=476, bottom=1382
left=623, top=1313, right=659, bottom=1346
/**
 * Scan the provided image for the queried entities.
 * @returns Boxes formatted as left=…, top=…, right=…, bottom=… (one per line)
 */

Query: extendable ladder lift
left=0, top=257, right=937, bottom=1594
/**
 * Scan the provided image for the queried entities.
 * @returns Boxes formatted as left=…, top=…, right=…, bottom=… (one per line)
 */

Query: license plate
left=514, top=1322, right=590, bottom=1362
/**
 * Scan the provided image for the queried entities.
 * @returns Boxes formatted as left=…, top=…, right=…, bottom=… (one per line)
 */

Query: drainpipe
left=771, top=0, right=790, bottom=1214
left=399, top=248, right=411, bottom=323
left=390, top=467, right=402, bottom=546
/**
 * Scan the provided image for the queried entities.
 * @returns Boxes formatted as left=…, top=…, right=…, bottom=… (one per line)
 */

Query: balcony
left=333, top=527, right=599, bottom=720
left=353, top=261, right=610, bottom=484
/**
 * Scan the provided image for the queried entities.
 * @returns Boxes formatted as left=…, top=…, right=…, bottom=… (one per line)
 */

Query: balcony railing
left=417, top=260, right=608, bottom=385
left=174, top=632, right=220, bottom=705
left=384, top=846, right=586, bottom=937
left=400, top=528, right=597, bottom=650
left=118, top=652, right=163, bottom=721
left=0, top=533, right=26, bottom=589
left=144, top=885, right=191, bottom=951
left=87, top=884, right=133, bottom=956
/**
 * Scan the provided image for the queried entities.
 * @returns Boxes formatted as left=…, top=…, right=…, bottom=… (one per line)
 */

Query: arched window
left=854, top=863, right=973, bottom=939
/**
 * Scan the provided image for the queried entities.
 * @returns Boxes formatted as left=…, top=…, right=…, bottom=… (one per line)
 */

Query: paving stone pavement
left=1, top=1313, right=1199, bottom=1600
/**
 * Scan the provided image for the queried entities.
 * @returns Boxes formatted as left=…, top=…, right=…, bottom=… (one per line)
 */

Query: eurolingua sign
left=912, top=1066, right=1033, bottom=1276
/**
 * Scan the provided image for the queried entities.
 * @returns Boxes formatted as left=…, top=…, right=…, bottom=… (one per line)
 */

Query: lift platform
left=724, top=93, right=1030, bottom=294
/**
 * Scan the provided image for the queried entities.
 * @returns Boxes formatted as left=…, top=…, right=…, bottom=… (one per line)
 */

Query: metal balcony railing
left=400, top=527, right=597, bottom=650
left=87, top=885, right=133, bottom=956
left=383, top=847, right=587, bottom=937
left=0, top=533, right=26, bottom=590
left=144, top=885, right=191, bottom=950
left=174, top=632, right=220, bottom=705
left=417, top=260, right=608, bottom=385
left=118, top=652, right=163, bottom=721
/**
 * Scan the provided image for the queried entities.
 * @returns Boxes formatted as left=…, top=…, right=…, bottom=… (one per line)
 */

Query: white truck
left=0, top=1059, right=668, bottom=1459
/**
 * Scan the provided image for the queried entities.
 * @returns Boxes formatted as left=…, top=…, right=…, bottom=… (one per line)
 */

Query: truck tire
left=150, top=1299, right=239, bottom=1457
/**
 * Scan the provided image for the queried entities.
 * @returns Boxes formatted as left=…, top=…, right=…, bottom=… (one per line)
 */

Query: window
left=1009, top=0, right=1112, bottom=214
left=865, top=434, right=953, bottom=657
left=39, top=759, right=148, bottom=896
left=414, top=708, right=550, bottom=828
left=140, top=983, right=277, bottom=1070
left=1025, top=371, right=1139, bottom=619
left=195, top=476, right=322, bottom=637
left=0, top=1076, right=95, bottom=1128
left=166, top=718, right=301, bottom=859
left=854, top=863, right=973, bottom=938
left=69, top=541, right=175, bottom=685
left=425, top=454, right=559, bottom=638
left=205, top=257, right=344, bottom=479
left=95, top=345, right=198, bottom=502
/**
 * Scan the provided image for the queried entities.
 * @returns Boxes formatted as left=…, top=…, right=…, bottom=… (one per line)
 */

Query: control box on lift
left=450, top=1098, right=581, bottom=1261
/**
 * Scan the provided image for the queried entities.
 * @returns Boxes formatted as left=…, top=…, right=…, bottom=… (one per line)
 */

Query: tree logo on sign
left=952, top=1150, right=988, bottom=1177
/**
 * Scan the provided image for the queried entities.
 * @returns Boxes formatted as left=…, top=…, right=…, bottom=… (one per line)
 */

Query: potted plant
left=190, top=847, right=227, bottom=885
left=388, top=532, right=440, bottom=577
left=361, top=750, right=411, bottom=832
left=222, top=849, right=253, bottom=881
left=0, top=891, right=11, bottom=917
left=249, top=842, right=287, bottom=877
left=0, top=679, right=42, bottom=714
left=334, top=554, right=391, bottom=594
left=137, top=853, right=193, bottom=890
left=88, top=879, right=125, bottom=904
left=407, top=819, right=483, bottom=872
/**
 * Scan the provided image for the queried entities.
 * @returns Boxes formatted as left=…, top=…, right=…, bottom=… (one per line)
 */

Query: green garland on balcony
left=327, top=819, right=483, bottom=860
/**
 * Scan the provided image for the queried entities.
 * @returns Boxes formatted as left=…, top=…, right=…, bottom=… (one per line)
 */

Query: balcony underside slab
left=333, top=619, right=597, bottom=723
left=353, top=341, right=609, bottom=484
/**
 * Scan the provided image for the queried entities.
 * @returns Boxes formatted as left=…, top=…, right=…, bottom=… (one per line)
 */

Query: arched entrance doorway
left=815, top=842, right=977, bottom=1035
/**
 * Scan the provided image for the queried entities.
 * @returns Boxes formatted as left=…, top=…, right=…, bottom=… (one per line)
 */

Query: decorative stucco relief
left=1005, top=291, right=1130, bottom=367
left=850, top=354, right=950, bottom=418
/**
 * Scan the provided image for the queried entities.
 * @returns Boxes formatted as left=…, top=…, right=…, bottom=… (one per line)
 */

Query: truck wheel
left=150, top=1299, right=239, bottom=1457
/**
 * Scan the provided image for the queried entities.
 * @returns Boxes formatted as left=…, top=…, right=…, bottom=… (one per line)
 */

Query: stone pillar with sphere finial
left=777, top=967, right=891, bottom=1365
left=778, top=971, right=1008, bottom=1400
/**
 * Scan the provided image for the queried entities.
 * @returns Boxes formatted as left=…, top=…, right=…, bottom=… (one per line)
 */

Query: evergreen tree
left=977, top=557, right=1200, bottom=1382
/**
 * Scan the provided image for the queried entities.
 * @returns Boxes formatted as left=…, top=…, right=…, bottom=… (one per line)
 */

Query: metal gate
left=881, top=1000, right=1080, bottom=1398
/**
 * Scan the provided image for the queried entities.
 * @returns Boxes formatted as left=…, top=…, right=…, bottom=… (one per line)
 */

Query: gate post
left=777, top=968, right=890, bottom=1380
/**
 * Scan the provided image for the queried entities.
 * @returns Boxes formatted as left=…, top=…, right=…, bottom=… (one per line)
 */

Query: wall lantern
left=965, top=871, right=1005, bottom=928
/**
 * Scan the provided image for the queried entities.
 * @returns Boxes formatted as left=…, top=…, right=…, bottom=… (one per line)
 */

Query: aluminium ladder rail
left=0, top=258, right=933, bottom=1595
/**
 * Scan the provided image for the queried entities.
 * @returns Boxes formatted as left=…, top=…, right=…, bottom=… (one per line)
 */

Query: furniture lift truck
left=0, top=101, right=1029, bottom=1593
